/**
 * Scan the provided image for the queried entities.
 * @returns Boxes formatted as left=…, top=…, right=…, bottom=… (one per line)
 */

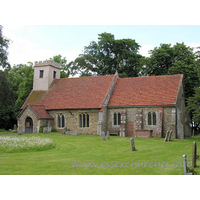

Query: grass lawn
left=0, top=130, right=200, bottom=175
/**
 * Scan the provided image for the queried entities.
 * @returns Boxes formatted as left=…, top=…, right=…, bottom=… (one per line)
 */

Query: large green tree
left=0, top=25, right=14, bottom=129
left=142, top=42, right=199, bottom=101
left=7, top=62, right=34, bottom=117
left=0, top=25, right=10, bottom=70
left=184, top=47, right=200, bottom=132
left=50, top=55, right=73, bottom=78
left=0, top=70, right=15, bottom=129
left=72, top=32, right=143, bottom=77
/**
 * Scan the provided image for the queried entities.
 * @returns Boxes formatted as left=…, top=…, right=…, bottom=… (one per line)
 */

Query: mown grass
left=0, top=131, right=200, bottom=175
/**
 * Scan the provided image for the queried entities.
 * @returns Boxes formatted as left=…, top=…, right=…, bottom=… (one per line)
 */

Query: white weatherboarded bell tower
left=33, top=61, right=61, bottom=91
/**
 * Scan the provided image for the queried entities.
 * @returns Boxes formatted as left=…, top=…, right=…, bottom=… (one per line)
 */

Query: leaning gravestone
left=192, top=141, right=197, bottom=168
left=107, top=131, right=110, bottom=139
left=183, top=154, right=193, bottom=175
left=168, top=130, right=172, bottom=141
left=130, top=138, right=136, bottom=151
left=102, top=131, right=105, bottom=141
left=164, top=130, right=169, bottom=142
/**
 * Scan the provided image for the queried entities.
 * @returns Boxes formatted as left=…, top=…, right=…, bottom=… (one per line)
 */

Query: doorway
left=25, top=117, right=33, bottom=133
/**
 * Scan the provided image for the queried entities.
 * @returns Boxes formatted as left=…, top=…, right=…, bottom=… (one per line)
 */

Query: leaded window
left=153, top=112, right=156, bottom=125
left=114, top=112, right=121, bottom=125
left=57, top=114, right=65, bottom=128
left=148, top=112, right=156, bottom=125
left=79, top=114, right=89, bottom=128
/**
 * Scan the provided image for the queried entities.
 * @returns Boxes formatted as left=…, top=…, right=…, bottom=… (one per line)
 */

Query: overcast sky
left=2, top=25, right=200, bottom=67
left=2, top=0, right=200, bottom=68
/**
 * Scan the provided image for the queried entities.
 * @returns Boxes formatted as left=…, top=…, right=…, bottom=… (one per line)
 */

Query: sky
left=2, top=25, right=200, bottom=67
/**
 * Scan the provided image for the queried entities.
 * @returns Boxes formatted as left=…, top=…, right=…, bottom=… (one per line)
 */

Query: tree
left=185, top=87, right=200, bottom=133
left=141, top=43, right=174, bottom=76
left=72, top=32, right=143, bottom=77
left=0, top=25, right=10, bottom=70
left=49, top=55, right=72, bottom=78
left=7, top=62, right=34, bottom=117
left=184, top=46, right=200, bottom=131
left=0, top=70, right=15, bottom=129
left=142, top=42, right=199, bottom=101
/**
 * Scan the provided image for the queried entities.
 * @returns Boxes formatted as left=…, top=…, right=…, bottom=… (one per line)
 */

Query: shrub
left=39, top=125, right=45, bottom=133
left=51, top=127, right=57, bottom=132
left=0, top=136, right=56, bottom=153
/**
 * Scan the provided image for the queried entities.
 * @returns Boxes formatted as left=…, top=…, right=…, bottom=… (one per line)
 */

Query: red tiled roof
left=108, top=74, right=183, bottom=107
left=29, top=104, right=53, bottom=119
left=39, top=75, right=117, bottom=110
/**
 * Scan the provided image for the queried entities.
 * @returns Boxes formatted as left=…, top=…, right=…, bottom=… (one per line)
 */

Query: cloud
left=2, top=26, right=57, bottom=66
left=139, top=44, right=155, bottom=57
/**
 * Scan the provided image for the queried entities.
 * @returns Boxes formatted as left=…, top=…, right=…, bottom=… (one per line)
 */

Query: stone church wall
left=49, top=109, right=98, bottom=135
left=107, top=106, right=177, bottom=138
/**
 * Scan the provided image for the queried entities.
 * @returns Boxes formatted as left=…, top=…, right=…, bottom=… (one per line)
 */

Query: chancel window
left=148, top=112, right=156, bottom=125
left=57, top=114, right=65, bottom=128
left=114, top=112, right=121, bottom=125
left=79, top=114, right=89, bottom=128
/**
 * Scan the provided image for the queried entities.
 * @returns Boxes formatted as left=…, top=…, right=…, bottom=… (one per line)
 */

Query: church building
left=17, top=60, right=191, bottom=139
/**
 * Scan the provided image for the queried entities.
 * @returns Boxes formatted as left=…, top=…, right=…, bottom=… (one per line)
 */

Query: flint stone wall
left=49, top=109, right=98, bottom=135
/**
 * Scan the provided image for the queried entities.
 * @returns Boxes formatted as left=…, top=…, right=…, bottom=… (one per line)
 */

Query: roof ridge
left=118, top=74, right=183, bottom=80
left=59, top=74, right=116, bottom=80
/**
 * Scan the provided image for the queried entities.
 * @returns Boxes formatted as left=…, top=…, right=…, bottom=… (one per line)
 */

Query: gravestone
left=66, top=130, right=78, bottom=135
left=107, top=131, right=110, bottom=139
left=13, top=124, right=17, bottom=133
left=62, top=127, right=67, bottom=135
left=192, top=141, right=197, bottom=168
left=43, top=127, right=47, bottom=134
left=34, top=127, right=38, bottom=133
left=130, top=138, right=135, bottom=151
left=168, top=130, right=172, bottom=141
left=183, top=155, right=193, bottom=175
left=18, top=126, right=23, bottom=135
left=164, top=130, right=169, bottom=142
left=102, top=131, right=105, bottom=141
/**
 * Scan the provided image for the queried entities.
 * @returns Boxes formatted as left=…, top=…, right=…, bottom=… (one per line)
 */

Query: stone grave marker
left=164, top=130, right=169, bottom=142
left=18, top=126, right=23, bottom=135
left=192, top=141, right=197, bottom=168
left=183, top=155, right=193, bottom=175
left=13, top=124, right=17, bottom=133
left=62, top=127, right=67, bottom=135
left=168, top=130, right=172, bottom=141
left=43, top=127, right=47, bottom=134
left=130, top=138, right=135, bottom=151
left=107, top=131, right=110, bottom=139
left=102, top=131, right=105, bottom=141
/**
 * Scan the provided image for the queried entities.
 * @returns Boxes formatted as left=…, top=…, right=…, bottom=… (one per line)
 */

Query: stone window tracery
left=57, top=114, right=65, bottom=128
left=114, top=112, right=121, bottom=125
left=148, top=112, right=156, bottom=125
left=79, top=113, right=89, bottom=128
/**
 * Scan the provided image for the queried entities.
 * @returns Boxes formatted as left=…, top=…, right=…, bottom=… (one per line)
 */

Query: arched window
left=113, top=112, right=121, bottom=125
left=57, top=114, right=65, bottom=128
left=153, top=112, right=156, bottom=125
left=148, top=112, right=152, bottom=125
left=114, top=113, right=117, bottom=125
left=79, top=114, right=89, bottom=128
left=57, top=115, right=61, bottom=127
left=148, top=112, right=156, bottom=125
